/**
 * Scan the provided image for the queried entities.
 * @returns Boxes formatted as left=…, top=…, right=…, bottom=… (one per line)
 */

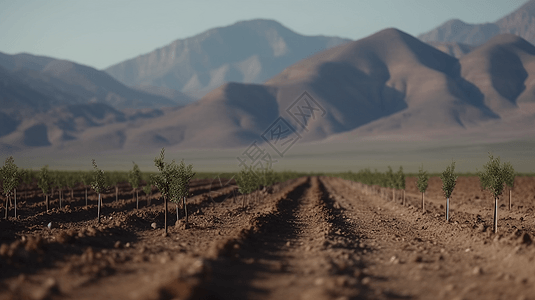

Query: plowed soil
left=1, top=176, right=535, bottom=300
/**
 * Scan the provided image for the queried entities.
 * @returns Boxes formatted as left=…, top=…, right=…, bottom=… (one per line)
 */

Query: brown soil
left=1, top=176, right=535, bottom=299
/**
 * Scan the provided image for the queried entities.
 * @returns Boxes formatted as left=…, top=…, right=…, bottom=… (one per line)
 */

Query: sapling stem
left=184, top=196, right=188, bottom=229
left=446, top=197, right=450, bottom=221
left=163, top=196, right=168, bottom=233
left=176, top=203, right=179, bottom=222
left=422, top=193, right=425, bottom=212
left=509, top=189, right=512, bottom=211
left=97, top=193, right=101, bottom=223
left=494, top=197, right=498, bottom=233
left=14, top=188, right=17, bottom=219
left=4, top=195, right=9, bottom=220
left=85, top=188, right=88, bottom=207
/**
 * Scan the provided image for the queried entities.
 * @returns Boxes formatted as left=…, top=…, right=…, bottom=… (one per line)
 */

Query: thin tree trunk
left=59, top=189, right=62, bottom=209
left=494, top=197, right=498, bottom=233
left=446, top=197, right=450, bottom=221
left=4, top=194, right=9, bottom=220
left=184, top=197, right=188, bottom=229
left=46, top=194, right=49, bottom=212
left=509, top=189, right=512, bottom=211
left=97, top=193, right=102, bottom=223
left=115, top=186, right=118, bottom=202
left=403, top=190, right=405, bottom=206
left=14, top=189, right=17, bottom=219
left=392, top=189, right=395, bottom=201
left=136, top=190, right=139, bottom=209
left=71, top=189, right=74, bottom=202
left=164, top=195, right=168, bottom=234
left=85, top=187, right=88, bottom=207
left=421, top=192, right=425, bottom=212
left=176, top=203, right=179, bottom=222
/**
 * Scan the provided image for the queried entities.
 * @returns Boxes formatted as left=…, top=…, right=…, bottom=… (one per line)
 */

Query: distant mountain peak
left=104, top=19, right=351, bottom=99
left=419, top=1, right=535, bottom=46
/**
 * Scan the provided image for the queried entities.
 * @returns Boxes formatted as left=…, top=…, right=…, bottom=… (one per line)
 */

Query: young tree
left=106, top=172, right=120, bottom=202
left=440, top=161, right=457, bottom=222
left=79, top=171, right=92, bottom=207
left=396, top=166, right=406, bottom=205
left=66, top=175, right=77, bottom=204
left=1, top=157, right=21, bottom=219
left=91, top=160, right=109, bottom=223
left=478, top=154, right=510, bottom=233
left=143, top=180, right=153, bottom=206
left=416, top=164, right=429, bottom=212
left=171, top=159, right=195, bottom=227
left=53, top=172, right=66, bottom=209
left=20, top=168, right=34, bottom=200
left=235, top=165, right=257, bottom=207
left=151, top=148, right=179, bottom=235
left=128, top=162, right=142, bottom=209
left=386, top=166, right=395, bottom=201
left=38, top=165, right=53, bottom=212
left=503, top=162, right=515, bottom=211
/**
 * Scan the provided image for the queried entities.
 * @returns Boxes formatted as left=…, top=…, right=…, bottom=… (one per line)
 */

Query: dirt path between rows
left=199, top=176, right=365, bottom=300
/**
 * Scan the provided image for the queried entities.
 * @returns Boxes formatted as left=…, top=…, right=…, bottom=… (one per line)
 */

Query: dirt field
left=1, top=176, right=535, bottom=299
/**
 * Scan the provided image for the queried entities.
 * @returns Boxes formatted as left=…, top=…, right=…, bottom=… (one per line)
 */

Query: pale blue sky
left=0, top=0, right=527, bottom=70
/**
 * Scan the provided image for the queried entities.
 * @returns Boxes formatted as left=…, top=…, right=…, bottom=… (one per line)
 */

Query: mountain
left=123, top=28, right=535, bottom=150
left=459, top=34, right=535, bottom=112
left=94, top=28, right=525, bottom=151
left=418, top=0, right=535, bottom=46
left=426, top=41, right=475, bottom=58
left=104, top=19, right=351, bottom=99
left=0, top=52, right=183, bottom=111
left=3, top=28, right=535, bottom=153
left=131, top=84, right=196, bottom=106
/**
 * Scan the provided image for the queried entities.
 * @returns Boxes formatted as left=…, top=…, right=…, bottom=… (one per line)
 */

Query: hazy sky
left=0, top=0, right=527, bottom=70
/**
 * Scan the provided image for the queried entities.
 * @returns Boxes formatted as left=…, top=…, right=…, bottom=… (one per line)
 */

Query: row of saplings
left=342, top=154, right=515, bottom=233
left=0, top=148, right=195, bottom=234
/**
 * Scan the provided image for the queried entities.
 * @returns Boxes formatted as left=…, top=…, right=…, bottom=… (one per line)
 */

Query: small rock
left=314, top=277, right=325, bottom=286
left=114, top=241, right=122, bottom=249
left=47, top=222, right=53, bottom=230
left=522, top=233, right=532, bottom=245
left=361, top=277, right=371, bottom=285
left=125, top=242, right=131, bottom=248
left=151, top=222, right=157, bottom=229
left=472, top=266, right=483, bottom=275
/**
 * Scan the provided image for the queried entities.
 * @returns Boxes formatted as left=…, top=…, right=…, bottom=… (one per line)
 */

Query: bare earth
left=1, top=176, right=535, bottom=300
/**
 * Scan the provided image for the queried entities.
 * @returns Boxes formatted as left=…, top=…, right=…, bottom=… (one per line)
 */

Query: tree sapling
left=416, top=164, right=429, bottom=212
left=440, top=161, right=457, bottom=222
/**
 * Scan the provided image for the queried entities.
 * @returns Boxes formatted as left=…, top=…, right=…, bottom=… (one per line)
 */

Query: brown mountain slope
left=460, top=34, right=535, bottom=113
left=427, top=41, right=476, bottom=58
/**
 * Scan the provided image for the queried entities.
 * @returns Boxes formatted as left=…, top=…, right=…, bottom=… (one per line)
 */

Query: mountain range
left=104, top=19, right=351, bottom=99
left=2, top=5, right=535, bottom=155
left=418, top=0, right=535, bottom=57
